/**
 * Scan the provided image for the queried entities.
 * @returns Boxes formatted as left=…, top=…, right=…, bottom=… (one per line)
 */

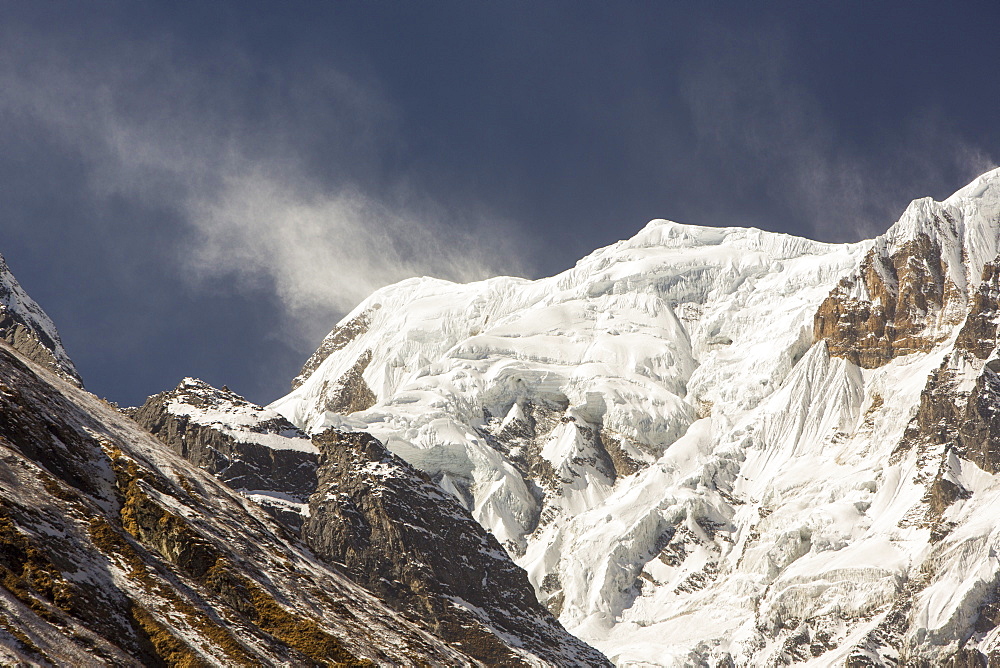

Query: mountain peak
left=0, top=253, right=81, bottom=385
left=269, top=167, right=1000, bottom=665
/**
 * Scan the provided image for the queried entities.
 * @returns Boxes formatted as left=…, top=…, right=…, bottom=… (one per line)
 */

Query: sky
left=0, top=1, right=998, bottom=407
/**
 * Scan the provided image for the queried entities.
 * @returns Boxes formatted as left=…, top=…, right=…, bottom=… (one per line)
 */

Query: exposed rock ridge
left=0, top=253, right=81, bottom=386
left=131, top=378, right=318, bottom=531
left=816, top=169, right=1000, bottom=369
left=815, top=230, right=964, bottom=367
left=0, top=339, right=471, bottom=666
left=292, top=305, right=379, bottom=390
left=303, top=429, right=612, bottom=667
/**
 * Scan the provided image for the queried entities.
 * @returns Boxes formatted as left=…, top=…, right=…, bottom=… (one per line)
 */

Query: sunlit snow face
left=263, top=170, right=1000, bottom=665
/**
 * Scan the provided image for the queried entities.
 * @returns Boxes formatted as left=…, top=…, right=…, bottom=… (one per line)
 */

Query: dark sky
left=0, top=1, right=997, bottom=407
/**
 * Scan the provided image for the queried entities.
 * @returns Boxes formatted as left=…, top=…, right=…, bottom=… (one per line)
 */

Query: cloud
left=0, top=18, right=527, bottom=346
left=186, top=169, right=525, bottom=336
left=678, top=24, right=997, bottom=242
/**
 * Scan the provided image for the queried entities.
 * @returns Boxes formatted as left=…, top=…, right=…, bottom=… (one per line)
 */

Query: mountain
left=0, top=253, right=81, bottom=386
left=130, top=379, right=318, bottom=531
left=304, top=429, right=610, bottom=666
left=272, top=168, right=1000, bottom=665
left=131, top=380, right=607, bottom=665
left=8, top=169, right=1000, bottom=666
left=0, top=336, right=469, bottom=665
left=0, top=261, right=606, bottom=663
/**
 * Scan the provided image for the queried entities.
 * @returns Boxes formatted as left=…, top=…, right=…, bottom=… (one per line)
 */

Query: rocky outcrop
left=132, top=379, right=318, bottom=530
left=318, top=350, right=377, bottom=415
left=889, top=255, right=1000, bottom=476
left=955, top=260, right=1000, bottom=359
left=928, top=358, right=1000, bottom=478
left=815, top=230, right=964, bottom=368
left=292, top=305, right=379, bottom=390
left=0, top=339, right=471, bottom=666
left=0, top=254, right=81, bottom=386
left=303, top=429, right=612, bottom=667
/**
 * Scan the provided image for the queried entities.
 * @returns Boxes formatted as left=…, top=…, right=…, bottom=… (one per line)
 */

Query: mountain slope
left=131, top=378, right=318, bottom=530
left=304, top=429, right=611, bottom=667
left=0, top=337, right=479, bottom=665
left=275, top=167, right=1000, bottom=665
left=0, top=253, right=80, bottom=386
left=132, top=377, right=609, bottom=665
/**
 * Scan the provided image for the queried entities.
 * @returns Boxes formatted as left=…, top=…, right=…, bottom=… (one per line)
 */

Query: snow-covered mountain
left=272, top=167, right=1000, bottom=665
left=8, top=168, right=1000, bottom=666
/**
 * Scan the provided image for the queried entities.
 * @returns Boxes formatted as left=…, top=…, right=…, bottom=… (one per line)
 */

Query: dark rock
left=0, top=339, right=470, bottom=665
left=304, top=429, right=612, bottom=667
left=956, top=260, right=1000, bottom=359
left=318, top=350, right=377, bottom=415
left=292, top=306, right=379, bottom=390
left=944, top=648, right=988, bottom=668
left=131, top=379, right=318, bottom=531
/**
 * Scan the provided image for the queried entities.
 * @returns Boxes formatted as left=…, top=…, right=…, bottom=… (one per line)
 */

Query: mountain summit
left=271, top=168, right=1000, bottom=665
left=0, top=253, right=81, bottom=386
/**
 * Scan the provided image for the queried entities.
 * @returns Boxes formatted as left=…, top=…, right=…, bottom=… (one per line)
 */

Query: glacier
left=273, top=167, right=1000, bottom=665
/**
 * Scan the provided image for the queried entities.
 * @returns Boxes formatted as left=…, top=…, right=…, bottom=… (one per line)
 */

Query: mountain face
left=0, top=339, right=470, bottom=666
left=304, top=429, right=611, bottom=667
left=131, top=380, right=607, bottom=665
left=0, top=253, right=81, bottom=386
left=130, top=379, right=318, bottom=531
left=272, top=168, right=1000, bottom=665
left=0, top=264, right=603, bottom=663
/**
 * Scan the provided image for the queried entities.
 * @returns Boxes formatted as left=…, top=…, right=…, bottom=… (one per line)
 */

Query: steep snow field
left=274, top=168, right=1000, bottom=664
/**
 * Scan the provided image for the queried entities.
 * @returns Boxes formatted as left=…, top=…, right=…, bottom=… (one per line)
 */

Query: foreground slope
left=276, top=167, right=1000, bottom=665
left=131, top=378, right=318, bottom=530
left=133, top=380, right=610, bottom=666
left=305, top=429, right=612, bottom=667
left=0, top=338, right=478, bottom=665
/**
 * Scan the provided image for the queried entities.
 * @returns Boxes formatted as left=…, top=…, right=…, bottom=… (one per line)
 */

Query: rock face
left=303, top=429, right=612, bottom=667
left=291, top=305, right=379, bottom=390
left=0, top=339, right=473, bottom=666
left=319, top=349, right=377, bottom=415
left=814, top=231, right=962, bottom=368
left=0, top=253, right=81, bottom=386
left=131, top=378, right=318, bottom=531
left=815, top=178, right=1000, bottom=369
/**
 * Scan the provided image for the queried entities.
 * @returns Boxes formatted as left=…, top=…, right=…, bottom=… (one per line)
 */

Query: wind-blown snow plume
left=0, top=22, right=527, bottom=344
left=187, top=171, right=524, bottom=321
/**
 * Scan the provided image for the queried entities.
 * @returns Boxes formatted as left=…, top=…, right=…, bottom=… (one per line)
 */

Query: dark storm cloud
left=0, top=14, right=525, bottom=310
left=675, top=22, right=996, bottom=242
left=0, top=2, right=997, bottom=406
left=0, top=5, right=529, bottom=403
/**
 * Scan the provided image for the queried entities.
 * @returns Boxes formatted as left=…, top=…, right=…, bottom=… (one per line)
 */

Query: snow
left=272, top=168, right=1000, bottom=664
left=168, top=378, right=317, bottom=453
